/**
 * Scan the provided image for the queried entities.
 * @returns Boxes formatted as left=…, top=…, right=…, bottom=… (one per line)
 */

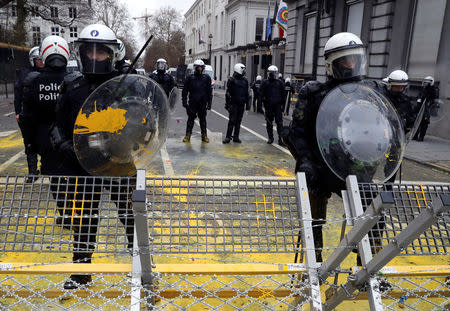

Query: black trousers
left=415, top=116, right=430, bottom=140
left=185, top=105, right=207, bottom=135
left=226, top=104, right=245, bottom=139
left=17, top=117, right=38, bottom=174
left=264, top=105, right=283, bottom=140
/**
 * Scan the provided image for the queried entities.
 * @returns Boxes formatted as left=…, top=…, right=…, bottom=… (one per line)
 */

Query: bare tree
left=92, top=0, right=137, bottom=58
left=142, top=6, right=185, bottom=70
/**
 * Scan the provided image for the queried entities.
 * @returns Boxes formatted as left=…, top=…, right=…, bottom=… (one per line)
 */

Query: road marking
left=0, top=150, right=24, bottom=173
left=160, top=144, right=174, bottom=176
left=0, top=130, right=17, bottom=137
left=3, top=112, right=14, bottom=117
left=210, top=109, right=291, bottom=155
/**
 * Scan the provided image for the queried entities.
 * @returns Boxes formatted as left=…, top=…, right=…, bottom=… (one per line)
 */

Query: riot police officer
left=114, top=39, right=135, bottom=74
left=251, top=75, right=263, bottom=113
left=378, top=70, right=416, bottom=184
left=52, top=24, right=134, bottom=289
left=282, top=32, right=367, bottom=261
left=181, top=59, right=213, bottom=143
left=382, top=70, right=416, bottom=132
left=14, top=46, right=44, bottom=180
left=223, top=63, right=250, bottom=144
left=22, top=36, right=69, bottom=176
left=260, top=65, right=285, bottom=145
left=414, top=76, right=439, bottom=141
left=149, top=58, right=175, bottom=96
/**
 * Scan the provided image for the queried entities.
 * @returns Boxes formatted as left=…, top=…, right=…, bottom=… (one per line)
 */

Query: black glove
left=297, top=159, right=320, bottom=185
left=225, top=102, right=231, bottom=112
left=59, top=140, right=77, bottom=161
left=207, top=101, right=212, bottom=110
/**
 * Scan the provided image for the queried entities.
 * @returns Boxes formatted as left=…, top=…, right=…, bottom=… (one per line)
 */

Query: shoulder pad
left=23, top=71, right=40, bottom=86
left=64, top=71, right=83, bottom=84
left=61, top=71, right=85, bottom=93
left=303, top=81, right=323, bottom=93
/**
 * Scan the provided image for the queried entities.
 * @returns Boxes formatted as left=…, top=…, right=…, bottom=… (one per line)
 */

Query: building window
left=31, top=6, right=39, bottom=17
left=346, top=1, right=364, bottom=37
left=50, top=6, right=58, bottom=18
left=69, top=26, right=78, bottom=38
left=255, top=17, right=264, bottom=41
left=407, top=0, right=446, bottom=78
left=32, top=27, right=41, bottom=46
left=51, top=26, right=59, bottom=36
left=230, top=19, right=236, bottom=45
left=11, top=5, right=17, bottom=17
left=69, top=7, right=77, bottom=18
left=303, top=13, right=316, bottom=74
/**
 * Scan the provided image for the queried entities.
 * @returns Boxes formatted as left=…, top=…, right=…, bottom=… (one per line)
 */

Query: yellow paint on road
left=0, top=131, right=23, bottom=148
left=74, top=101, right=128, bottom=134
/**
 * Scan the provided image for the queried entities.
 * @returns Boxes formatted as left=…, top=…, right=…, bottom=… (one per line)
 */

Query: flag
left=276, top=0, right=288, bottom=31
left=265, top=5, right=271, bottom=40
left=199, top=32, right=205, bottom=45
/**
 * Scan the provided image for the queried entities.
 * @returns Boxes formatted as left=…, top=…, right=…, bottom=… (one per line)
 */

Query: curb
left=403, top=155, right=450, bottom=174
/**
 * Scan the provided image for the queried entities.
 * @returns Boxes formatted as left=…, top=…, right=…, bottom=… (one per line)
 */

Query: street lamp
left=208, top=33, right=213, bottom=65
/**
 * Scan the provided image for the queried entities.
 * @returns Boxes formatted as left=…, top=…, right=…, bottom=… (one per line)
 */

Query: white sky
left=121, top=0, right=195, bottom=19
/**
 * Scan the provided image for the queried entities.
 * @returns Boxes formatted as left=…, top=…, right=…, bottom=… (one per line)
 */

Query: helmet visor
left=156, top=61, right=167, bottom=72
left=328, top=47, right=366, bottom=80
left=79, top=43, right=114, bottom=74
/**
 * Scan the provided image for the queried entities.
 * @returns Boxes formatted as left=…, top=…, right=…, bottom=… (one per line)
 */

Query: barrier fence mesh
left=0, top=174, right=448, bottom=310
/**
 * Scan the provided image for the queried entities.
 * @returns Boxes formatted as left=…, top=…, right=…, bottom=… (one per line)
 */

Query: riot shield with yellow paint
left=73, top=74, right=169, bottom=176
left=316, top=83, right=405, bottom=182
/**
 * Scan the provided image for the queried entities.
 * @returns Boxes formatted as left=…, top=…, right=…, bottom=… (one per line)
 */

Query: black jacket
left=149, top=72, right=176, bottom=96
left=260, top=77, right=285, bottom=107
left=226, top=73, right=250, bottom=109
left=14, top=67, right=33, bottom=115
left=22, top=66, right=67, bottom=174
left=54, top=71, right=119, bottom=175
left=251, top=80, right=262, bottom=97
left=182, top=73, right=212, bottom=107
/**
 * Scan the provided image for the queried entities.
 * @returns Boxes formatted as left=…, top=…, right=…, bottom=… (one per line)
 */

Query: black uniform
left=260, top=77, right=285, bottom=144
left=282, top=79, right=348, bottom=261
left=283, top=78, right=395, bottom=261
left=414, top=84, right=439, bottom=141
left=372, top=82, right=416, bottom=183
left=149, top=71, right=176, bottom=96
left=22, top=66, right=67, bottom=175
left=224, top=72, right=250, bottom=141
left=181, top=72, right=212, bottom=137
left=54, top=71, right=134, bottom=266
left=250, top=80, right=263, bottom=113
left=14, top=67, right=39, bottom=175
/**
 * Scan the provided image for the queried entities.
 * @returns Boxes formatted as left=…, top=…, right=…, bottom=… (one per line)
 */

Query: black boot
left=182, top=132, right=191, bottom=142
left=64, top=274, right=92, bottom=289
left=267, top=137, right=274, bottom=144
left=233, top=137, right=242, bottom=143
left=201, top=133, right=209, bottom=143
left=222, top=137, right=231, bottom=144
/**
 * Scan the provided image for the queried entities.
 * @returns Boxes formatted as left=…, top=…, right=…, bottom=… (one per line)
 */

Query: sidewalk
left=404, top=136, right=450, bottom=173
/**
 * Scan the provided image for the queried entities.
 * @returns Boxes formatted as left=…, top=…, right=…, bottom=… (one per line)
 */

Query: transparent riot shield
left=73, top=74, right=169, bottom=176
left=316, top=83, right=405, bottom=182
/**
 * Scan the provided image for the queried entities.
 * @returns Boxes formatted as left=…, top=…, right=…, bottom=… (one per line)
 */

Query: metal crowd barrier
left=0, top=171, right=448, bottom=310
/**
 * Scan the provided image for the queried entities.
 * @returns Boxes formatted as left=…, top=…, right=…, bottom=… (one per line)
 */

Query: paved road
left=1, top=89, right=448, bottom=183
